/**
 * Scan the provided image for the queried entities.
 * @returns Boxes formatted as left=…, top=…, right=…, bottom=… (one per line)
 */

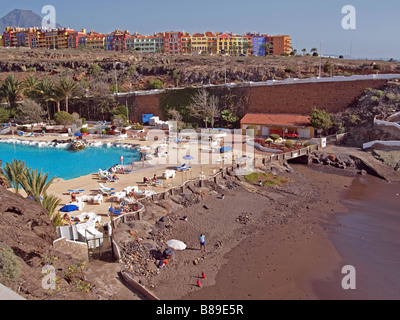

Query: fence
left=325, top=132, right=347, bottom=145
left=261, top=144, right=319, bottom=164
left=111, top=164, right=234, bottom=233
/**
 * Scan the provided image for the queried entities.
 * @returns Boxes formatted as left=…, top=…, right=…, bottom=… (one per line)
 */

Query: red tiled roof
left=241, top=113, right=311, bottom=127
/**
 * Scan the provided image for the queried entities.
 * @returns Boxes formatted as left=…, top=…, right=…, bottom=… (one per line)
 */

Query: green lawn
left=244, top=172, right=292, bottom=186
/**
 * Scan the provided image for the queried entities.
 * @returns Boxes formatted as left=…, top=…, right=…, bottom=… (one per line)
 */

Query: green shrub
left=0, top=243, right=20, bottom=281
left=310, top=108, right=333, bottom=130
left=80, top=127, right=88, bottom=134
left=0, top=107, right=10, bottom=123
left=386, top=93, right=396, bottom=101
left=88, top=63, right=102, bottom=75
left=373, top=90, right=384, bottom=97
left=285, top=140, right=293, bottom=148
left=131, top=123, right=144, bottom=130
left=269, top=134, right=280, bottom=141
left=285, top=67, right=296, bottom=73
left=54, top=111, right=74, bottom=126
left=148, top=79, right=164, bottom=90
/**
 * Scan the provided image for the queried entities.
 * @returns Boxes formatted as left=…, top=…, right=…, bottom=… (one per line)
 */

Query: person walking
left=199, top=234, right=206, bottom=251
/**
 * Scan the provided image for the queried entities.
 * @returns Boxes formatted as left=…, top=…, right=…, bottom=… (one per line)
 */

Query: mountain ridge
left=0, top=9, right=63, bottom=31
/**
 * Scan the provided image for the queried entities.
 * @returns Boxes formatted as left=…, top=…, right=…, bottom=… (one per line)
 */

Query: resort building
left=1, top=26, right=292, bottom=56
left=104, top=33, right=114, bottom=51
left=181, top=32, right=191, bottom=54
left=112, top=29, right=130, bottom=51
left=126, top=33, right=165, bottom=53
left=189, top=32, right=218, bottom=55
left=271, top=35, right=292, bottom=55
left=240, top=113, right=315, bottom=139
left=163, top=31, right=184, bottom=55
left=217, top=33, right=233, bottom=55
left=85, top=31, right=106, bottom=49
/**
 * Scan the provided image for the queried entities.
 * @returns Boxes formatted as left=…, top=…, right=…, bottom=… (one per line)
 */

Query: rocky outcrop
left=70, top=140, right=86, bottom=151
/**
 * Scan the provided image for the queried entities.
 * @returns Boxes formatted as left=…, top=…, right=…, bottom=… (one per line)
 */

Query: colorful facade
left=271, top=35, right=292, bottom=55
left=163, top=31, right=183, bottom=55
left=1, top=26, right=291, bottom=56
left=126, top=32, right=164, bottom=53
left=85, top=31, right=105, bottom=49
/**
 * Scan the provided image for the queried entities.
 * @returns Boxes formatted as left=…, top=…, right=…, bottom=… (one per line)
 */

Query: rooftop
left=241, top=113, right=311, bottom=127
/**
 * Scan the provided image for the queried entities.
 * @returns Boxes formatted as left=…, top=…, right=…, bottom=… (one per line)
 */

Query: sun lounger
left=68, top=189, right=85, bottom=194
left=175, top=164, right=191, bottom=172
left=98, top=169, right=110, bottom=180
left=162, top=170, right=176, bottom=179
left=93, top=194, right=103, bottom=204
left=99, top=183, right=114, bottom=191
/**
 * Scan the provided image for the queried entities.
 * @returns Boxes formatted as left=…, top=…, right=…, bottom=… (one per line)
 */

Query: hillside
left=0, top=47, right=399, bottom=91
left=0, top=185, right=139, bottom=300
left=336, top=82, right=400, bottom=147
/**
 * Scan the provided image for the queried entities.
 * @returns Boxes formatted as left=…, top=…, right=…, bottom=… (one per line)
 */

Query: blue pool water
left=0, top=142, right=141, bottom=180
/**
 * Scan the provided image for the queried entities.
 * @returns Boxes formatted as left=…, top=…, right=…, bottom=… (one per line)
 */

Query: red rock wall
left=246, top=79, right=387, bottom=115
left=120, top=79, right=387, bottom=122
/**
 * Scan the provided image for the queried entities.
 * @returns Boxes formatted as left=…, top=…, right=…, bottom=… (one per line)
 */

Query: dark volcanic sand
left=150, top=164, right=356, bottom=300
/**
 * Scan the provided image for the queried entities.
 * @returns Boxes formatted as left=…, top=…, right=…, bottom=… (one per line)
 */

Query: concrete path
left=0, top=283, right=25, bottom=300
left=325, top=145, right=400, bottom=182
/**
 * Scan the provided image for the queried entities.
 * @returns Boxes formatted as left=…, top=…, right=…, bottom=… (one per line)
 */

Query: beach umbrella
left=74, top=133, right=81, bottom=137
left=60, top=204, right=79, bottom=212
left=166, top=239, right=187, bottom=251
left=183, top=155, right=194, bottom=161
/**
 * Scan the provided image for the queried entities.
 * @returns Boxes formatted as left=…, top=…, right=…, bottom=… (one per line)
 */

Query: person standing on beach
left=199, top=234, right=206, bottom=251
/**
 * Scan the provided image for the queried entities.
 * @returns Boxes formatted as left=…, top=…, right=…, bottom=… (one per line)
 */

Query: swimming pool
left=0, top=141, right=141, bottom=180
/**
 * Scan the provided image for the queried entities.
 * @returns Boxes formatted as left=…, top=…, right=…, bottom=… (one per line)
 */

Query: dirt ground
left=115, top=162, right=357, bottom=300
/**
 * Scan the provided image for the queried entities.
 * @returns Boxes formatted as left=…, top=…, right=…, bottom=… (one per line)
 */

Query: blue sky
left=1, top=0, right=399, bottom=59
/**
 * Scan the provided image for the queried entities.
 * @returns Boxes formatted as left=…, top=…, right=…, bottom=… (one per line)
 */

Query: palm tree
left=242, top=42, right=253, bottom=56
left=36, top=79, right=54, bottom=120
left=42, top=194, right=62, bottom=222
left=260, top=42, right=273, bottom=56
left=51, top=89, right=63, bottom=114
left=311, top=47, right=318, bottom=56
left=0, top=75, right=22, bottom=118
left=22, top=75, right=40, bottom=100
left=18, top=168, right=56, bottom=203
left=0, top=159, right=27, bottom=194
left=55, top=78, right=78, bottom=114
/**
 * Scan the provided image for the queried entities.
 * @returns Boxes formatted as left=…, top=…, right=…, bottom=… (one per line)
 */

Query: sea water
left=315, top=175, right=400, bottom=299
left=0, top=142, right=141, bottom=181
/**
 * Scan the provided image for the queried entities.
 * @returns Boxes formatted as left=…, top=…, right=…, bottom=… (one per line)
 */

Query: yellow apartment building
left=85, top=32, right=106, bottom=49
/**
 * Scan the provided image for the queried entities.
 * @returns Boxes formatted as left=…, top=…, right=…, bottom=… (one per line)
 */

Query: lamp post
left=114, top=62, right=120, bottom=98
left=319, top=40, right=323, bottom=78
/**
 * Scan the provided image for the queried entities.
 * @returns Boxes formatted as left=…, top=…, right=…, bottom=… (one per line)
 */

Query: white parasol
left=166, top=239, right=187, bottom=251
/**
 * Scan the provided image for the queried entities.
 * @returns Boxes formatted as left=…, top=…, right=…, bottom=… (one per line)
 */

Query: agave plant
left=0, top=159, right=27, bottom=193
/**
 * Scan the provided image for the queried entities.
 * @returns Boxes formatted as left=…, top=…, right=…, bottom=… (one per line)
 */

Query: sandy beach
left=1, top=132, right=365, bottom=300
left=139, top=164, right=355, bottom=300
